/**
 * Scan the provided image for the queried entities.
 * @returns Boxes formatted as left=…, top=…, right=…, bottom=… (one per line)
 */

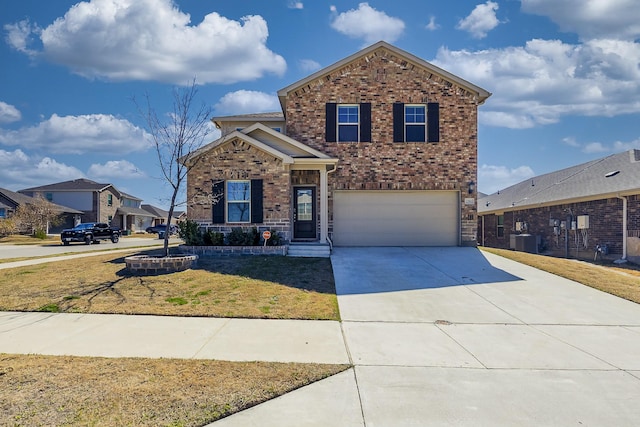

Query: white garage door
left=333, top=191, right=459, bottom=246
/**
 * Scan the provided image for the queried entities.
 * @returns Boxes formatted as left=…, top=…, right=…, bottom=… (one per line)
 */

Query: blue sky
left=1, top=0, right=639, bottom=209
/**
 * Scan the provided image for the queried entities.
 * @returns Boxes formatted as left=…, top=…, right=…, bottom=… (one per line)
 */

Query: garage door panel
left=333, top=191, right=458, bottom=246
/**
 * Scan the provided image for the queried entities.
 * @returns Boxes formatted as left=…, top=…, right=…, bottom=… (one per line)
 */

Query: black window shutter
left=359, top=103, right=371, bottom=142
left=427, top=102, right=440, bottom=143
left=250, top=179, right=263, bottom=224
left=325, top=103, right=337, bottom=142
left=393, top=102, right=404, bottom=142
left=212, top=180, right=225, bottom=224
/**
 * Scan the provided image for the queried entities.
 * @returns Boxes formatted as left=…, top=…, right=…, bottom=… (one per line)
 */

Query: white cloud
left=433, top=38, right=640, bottom=128
left=88, top=160, right=146, bottom=179
left=214, top=90, right=280, bottom=115
left=299, top=59, right=321, bottom=73
left=3, top=19, right=39, bottom=56
left=330, top=2, right=405, bottom=45
left=0, top=114, right=152, bottom=154
left=0, top=149, right=83, bottom=190
left=479, top=164, right=535, bottom=194
left=425, top=16, right=440, bottom=31
left=563, top=136, right=640, bottom=154
left=0, top=101, right=21, bottom=124
left=6, top=0, right=286, bottom=85
left=456, top=1, right=501, bottom=39
left=521, top=0, right=640, bottom=41
left=288, top=2, right=304, bottom=9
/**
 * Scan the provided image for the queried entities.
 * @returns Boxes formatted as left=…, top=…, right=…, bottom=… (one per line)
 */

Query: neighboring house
left=141, top=204, right=180, bottom=229
left=0, top=187, right=83, bottom=233
left=185, top=41, right=491, bottom=247
left=478, top=149, right=640, bottom=264
left=19, top=179, right=152, bottom=233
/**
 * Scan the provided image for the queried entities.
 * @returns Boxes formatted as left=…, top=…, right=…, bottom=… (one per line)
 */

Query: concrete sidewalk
left=0, top=311, right=348, bottom=364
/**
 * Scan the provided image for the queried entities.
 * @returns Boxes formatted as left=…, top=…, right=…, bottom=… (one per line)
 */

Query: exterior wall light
left=468, top=180, right=475, bottom=194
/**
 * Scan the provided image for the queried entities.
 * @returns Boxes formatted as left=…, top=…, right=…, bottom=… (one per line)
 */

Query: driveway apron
left=331, top=247, right=640, bottom=426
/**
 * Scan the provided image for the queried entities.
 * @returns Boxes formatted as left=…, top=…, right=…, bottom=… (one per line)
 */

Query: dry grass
left=0, top=235, right=58, bottom=245
left=1, top=353, right=349, bottom=426
left=481, top=247, right=640, bottom=304
left=0, top=250, right=339, bottom=320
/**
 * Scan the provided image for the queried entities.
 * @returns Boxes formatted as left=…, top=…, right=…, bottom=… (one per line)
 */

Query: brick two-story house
left=185, top=41, right=491, bottom=249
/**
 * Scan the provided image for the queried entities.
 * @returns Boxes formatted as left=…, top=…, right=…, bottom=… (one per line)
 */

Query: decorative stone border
left=125, top=254, right=199, bottom=275
left=179, top=245, right=287, bottom=257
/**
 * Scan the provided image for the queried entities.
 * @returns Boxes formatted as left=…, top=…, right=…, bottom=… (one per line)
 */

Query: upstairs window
left=393, top=102, right=439, bottom=143
left=405, top=105, right=426, bottom=142
left=45, top=192, right=53, bottom=202
left=107, top=194, right=113, bottom=206
left=338, top=105, right=359, bottom=142
left=325, top=103, right=371, bottom=143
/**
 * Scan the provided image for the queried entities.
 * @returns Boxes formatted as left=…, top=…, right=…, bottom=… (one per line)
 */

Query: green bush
left=203, top=229, right=224, bottom=246
left=226, top=227, right=255, bottom=246
left=178, top=219, right=203, bottom=246
left=34, top=229, right=47, bottom=240
left=264, top=229, right=282, bottom=246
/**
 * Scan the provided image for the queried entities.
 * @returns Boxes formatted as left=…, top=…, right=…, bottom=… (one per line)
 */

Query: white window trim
left=226, top=180, right=251, bottom=223
left=337, top=104, right=360, bottom=142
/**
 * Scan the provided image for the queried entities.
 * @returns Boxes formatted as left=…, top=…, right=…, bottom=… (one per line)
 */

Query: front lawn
left=481, top=247, right=640, bottom=304
left=0, top=250, right=339, bottom=320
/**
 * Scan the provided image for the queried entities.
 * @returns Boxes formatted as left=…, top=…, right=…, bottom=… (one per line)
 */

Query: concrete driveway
left=334, top=247, right=640, bottom=426
left=217, top=247, right=640, bottom=426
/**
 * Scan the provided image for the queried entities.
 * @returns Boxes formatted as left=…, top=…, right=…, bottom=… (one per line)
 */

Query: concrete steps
left=287, top=243, right=331, bottom=258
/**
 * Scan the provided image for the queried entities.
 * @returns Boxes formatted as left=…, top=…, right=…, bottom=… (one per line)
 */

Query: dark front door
left=293, top=187, right=316, bottom=239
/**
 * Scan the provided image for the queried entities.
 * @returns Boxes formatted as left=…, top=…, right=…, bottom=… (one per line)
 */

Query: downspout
left=481, top=215, right=485, bottom=247
left=616, top=195, right=628, bottom=263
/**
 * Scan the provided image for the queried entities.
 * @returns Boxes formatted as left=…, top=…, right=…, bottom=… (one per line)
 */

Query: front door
left=293, top=187, right=316, bottom=239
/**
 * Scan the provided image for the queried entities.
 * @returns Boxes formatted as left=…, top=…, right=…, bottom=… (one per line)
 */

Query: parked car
left=145, top=224, right=178, bottom=234
left=61, top=223, right=120, bottom=245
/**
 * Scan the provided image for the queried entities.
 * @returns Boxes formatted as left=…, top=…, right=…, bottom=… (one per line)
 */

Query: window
left=0, top=208, right=5, bottom=218
left=107, top=194, right=113, bottom=206
left=405, top=105, right=426, bottom=142
left=45, top=192, right=53, bottom=202
left=107, top=215, right=113, bottom=224
left=226, top=180, right=251, bottom=223
left=497, top=215, right=505, bottom=238
left=338, top=105, right=359, bottom=142
left=325, top=103, right=371, bottom=142
left=393, top=102, right=439, bottom=143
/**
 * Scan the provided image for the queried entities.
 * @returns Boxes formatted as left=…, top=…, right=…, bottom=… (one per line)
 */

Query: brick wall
left=480, top=196, right=640, bottom=261
left=187, top=139, right=292, bottom=241
left=283, top=48, right=479, bottom=244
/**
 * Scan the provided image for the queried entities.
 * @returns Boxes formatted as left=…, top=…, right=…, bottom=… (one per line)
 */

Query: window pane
left=227, top=181, right=250, bottom=201
left=338, top=106, right=359, bottom=124
left=405, top=106, right=425, bottom=124
left=228, top=202, right=250, bottom=222
left=406, top=124, right=425, bottom=142
left=338, top=125, right=358, bottom=142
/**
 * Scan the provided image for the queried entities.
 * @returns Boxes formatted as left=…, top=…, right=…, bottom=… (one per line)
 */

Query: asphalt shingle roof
left=479, top=149, right=640, bottom=214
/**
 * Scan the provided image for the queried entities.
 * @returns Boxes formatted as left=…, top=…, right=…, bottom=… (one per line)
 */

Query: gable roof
left=141, top=204, right=169, bottom=218
left=184, top=123, right=337, bottom=165
left=479, top=149, right=640, bottom=214
left=0, top=187, right=83, bottom=214
left=21, top=178, right=116, bottom=194
left=277, top=41, right=492, bottom=114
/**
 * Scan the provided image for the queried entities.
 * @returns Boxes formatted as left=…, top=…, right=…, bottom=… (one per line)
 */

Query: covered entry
left=332, top=190, right=459, bottom=246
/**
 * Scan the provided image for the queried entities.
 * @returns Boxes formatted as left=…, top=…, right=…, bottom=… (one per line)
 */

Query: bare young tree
left=136, top=79, right=214, bottom=257
left=13, top=195, right=63, bottom=236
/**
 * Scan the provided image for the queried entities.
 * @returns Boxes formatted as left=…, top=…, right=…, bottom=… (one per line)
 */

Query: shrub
left=0, top=219, right=16, bottom=237
left=265, top=229, right=282, bottom=246
left=226, top=227, right=255, bottom=246
left=203, top=229, right=224, bottom=246
left=178, top=219, right=203, bottom=246
left=34, top=229, right=48, bottom=239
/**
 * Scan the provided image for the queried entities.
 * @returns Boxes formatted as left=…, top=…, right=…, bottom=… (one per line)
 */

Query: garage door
left=332, top=191, right=459, bottom=246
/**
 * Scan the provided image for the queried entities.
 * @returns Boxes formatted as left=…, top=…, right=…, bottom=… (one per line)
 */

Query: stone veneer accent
left=180, top=245, right=287, bottom=257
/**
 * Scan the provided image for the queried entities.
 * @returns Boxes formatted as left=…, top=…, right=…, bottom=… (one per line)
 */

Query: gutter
left=616, top=195, right=628, bottom=263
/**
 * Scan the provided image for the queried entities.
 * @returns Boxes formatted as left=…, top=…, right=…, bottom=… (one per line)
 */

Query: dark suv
left=145, top=224, right=178, bottom=234
left=61, top=223, right=120, bottom=245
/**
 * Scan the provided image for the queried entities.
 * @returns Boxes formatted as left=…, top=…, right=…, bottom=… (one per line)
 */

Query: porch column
left=320, top=168, right=329, bottom=243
